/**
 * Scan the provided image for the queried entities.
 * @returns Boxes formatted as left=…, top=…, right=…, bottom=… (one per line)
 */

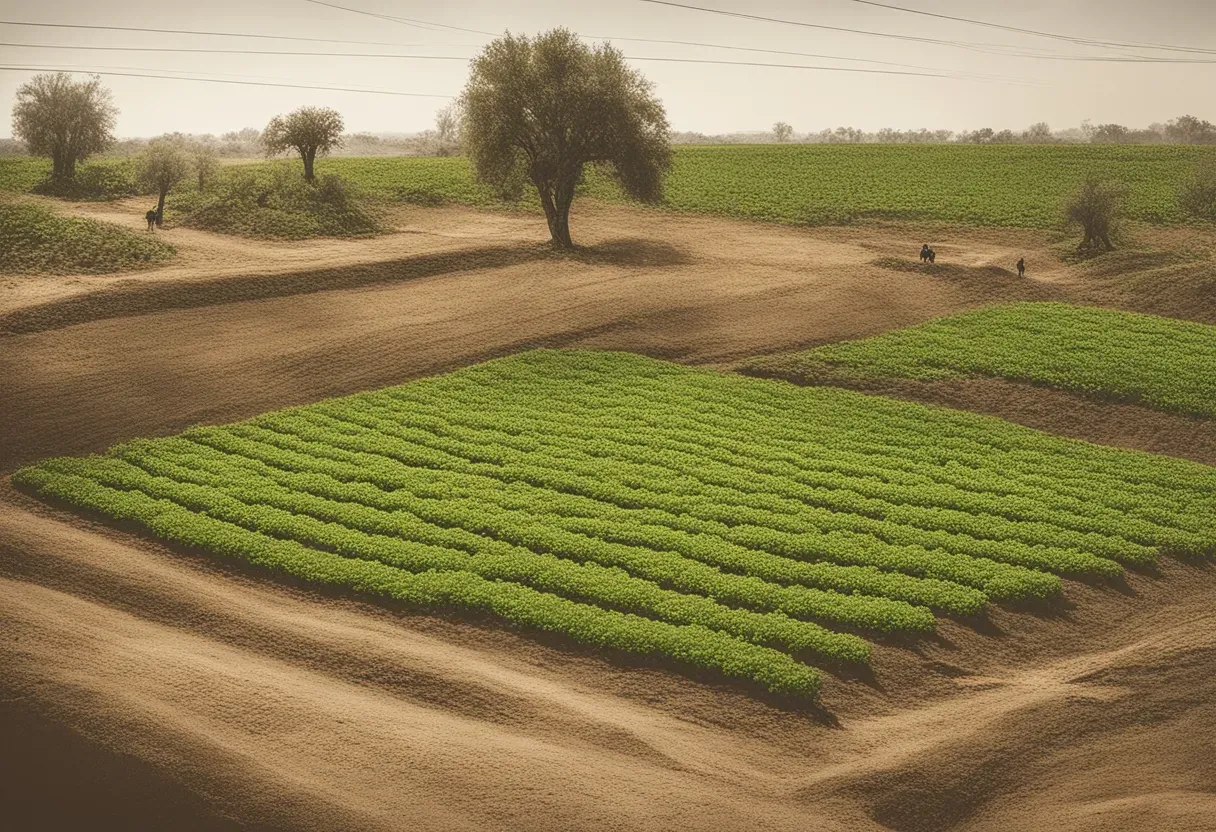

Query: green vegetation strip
left=0, top=200, right=174, bottom=274
left=312, top=146, right=1216, bottom=227
left=748, top=303, right=1216, bottom=419
left=6, top=143, right=1215, bottom=229
left=15, top=351, right=1216, bottom=697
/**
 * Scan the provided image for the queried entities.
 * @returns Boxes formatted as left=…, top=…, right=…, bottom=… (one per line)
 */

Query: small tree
left=262, top=106, right=344, bottom=181
left=1091, top=123, right=1130, bottom=144
left=137, top=138, right=191, bottom=225
left=1165, top=114, right=1216, bottom=145
left=772, top=121, right=793, bottom=143
left=11, top=72, right=117, bottom=180
left=461, top=29, right=672, bottom=248
left=1064, top=175, right=1124, bottom=252
left=435, top=101, right=463, bottom=145
left=193, top=144, right=219, bottom=190
left=1023, top=122, right=1053, bottom=143
left=1179, top=159, right=1216, bottom=221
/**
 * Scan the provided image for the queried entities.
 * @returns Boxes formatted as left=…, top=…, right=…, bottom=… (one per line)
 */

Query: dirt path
left=2, top=202, right=1215, bottom=830
left=0, top=202, right=1061, bottom=472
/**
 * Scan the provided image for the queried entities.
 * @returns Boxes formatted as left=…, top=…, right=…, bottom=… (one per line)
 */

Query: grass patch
left=0, top=200, right=174, bottom=274
left=745, top=302, right=1216, bottom=418
left=16, top=350, right=1216, bottom=697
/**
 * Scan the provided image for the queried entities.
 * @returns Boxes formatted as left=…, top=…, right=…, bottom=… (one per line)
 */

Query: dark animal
left=920, top=244, right=931, bottom=263
left=927, top=248, right=936, bottom=264
left=145, top=209, right=157, bottom=231
left=1017, top=257, right=1026, bottom=277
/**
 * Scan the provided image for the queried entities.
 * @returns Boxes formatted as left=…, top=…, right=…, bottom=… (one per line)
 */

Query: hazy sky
left=1, top=0, right=1214, bottom=138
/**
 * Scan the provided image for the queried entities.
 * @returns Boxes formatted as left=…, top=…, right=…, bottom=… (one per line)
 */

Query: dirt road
left=2, top=202, right=1214, bottom=831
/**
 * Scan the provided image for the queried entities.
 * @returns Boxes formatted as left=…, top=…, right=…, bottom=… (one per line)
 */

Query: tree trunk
left=51, top=150, right=64, bottom=180
left=156, top=188, right=167, bottom=227
left=64, top=156, right=76, bottom=180
left=537, top=181, right=575, bottom=248
left=302, top=148, right=316, bottom=182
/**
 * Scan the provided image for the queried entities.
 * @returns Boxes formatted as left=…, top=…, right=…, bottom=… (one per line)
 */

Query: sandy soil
left=2, top=201, right=1215, bottom=831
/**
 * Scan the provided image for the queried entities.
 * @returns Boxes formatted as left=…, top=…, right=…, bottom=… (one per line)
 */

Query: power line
left=297, top=0, right=497, bottom=36
left=0, top=65, right=455, bottom=97
left=626, top=57, right=953, bottom=79
left=588, top=34, right=976, bottom=74
left=633, top=0, right=1167, bottom=59
left=842, top=0, right=1216, bottom=57
left=594, top=34, right=1216, bottom=68
left=0, top=43, right=475, bottom=60
left=0, top=38, right=1024, bottom=77
left=0, top=19, right=438, bottom=48
left=0, top=48, right=1025, bottom=83
left=6, top=33, right=1208, bottom=68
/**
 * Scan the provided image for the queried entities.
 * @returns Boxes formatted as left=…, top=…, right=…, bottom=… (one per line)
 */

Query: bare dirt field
left=3, top=201, right=1215, bottom=831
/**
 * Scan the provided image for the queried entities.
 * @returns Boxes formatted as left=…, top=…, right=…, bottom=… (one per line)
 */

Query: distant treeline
left=0, top=128, right=459, bottom=158
left=3, top=114, right=1213, bottom=158
left=679, top=115, right=1216, bottom=146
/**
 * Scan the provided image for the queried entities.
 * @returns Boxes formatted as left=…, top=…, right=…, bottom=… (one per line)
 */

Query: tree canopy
left=12, top=72, right=117, bottom=180
left=262, top=106, right=344, bottom=181
left=461, top=29, right=672, bottom=247
left=137, top=138, right=192, bottom=223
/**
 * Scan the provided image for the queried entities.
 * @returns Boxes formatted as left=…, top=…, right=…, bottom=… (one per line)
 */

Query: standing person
left=1017, top=257, right=1026, bottom=278
left=145, top=209, right=157, bottom=231
left=920, top=243, right=931, bottom=263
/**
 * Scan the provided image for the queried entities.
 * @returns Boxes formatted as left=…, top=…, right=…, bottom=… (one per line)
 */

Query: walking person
left=1017, top=257, right=1025, bottom=278
left=920, top=243, right=931, bottom=263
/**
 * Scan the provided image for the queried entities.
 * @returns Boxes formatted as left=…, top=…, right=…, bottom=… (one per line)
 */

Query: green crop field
left=6, top=143, right=1212, bottom=228
left=314, top=144, right=1213, bottom=227
left=747, top=303, right=1216, bottom=418
left=15, top=351, right=1216, bottom=697
left=0, top=200, right=175, bottom=274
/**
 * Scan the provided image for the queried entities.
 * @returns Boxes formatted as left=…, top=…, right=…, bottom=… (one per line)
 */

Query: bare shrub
left=1063, top=175, right=1124, bottom=252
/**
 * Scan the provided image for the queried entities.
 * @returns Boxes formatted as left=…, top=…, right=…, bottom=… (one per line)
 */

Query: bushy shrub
left=31, top=160, right=140, bottom=200
left=172, top=163, right=384, bottom=239
left=1063, top=175, right=1124, bottom=251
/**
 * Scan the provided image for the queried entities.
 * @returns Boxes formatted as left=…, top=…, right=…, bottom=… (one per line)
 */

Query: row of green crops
left=15, top=351, right=1216, bottom=697
left=747, top=303, right=1216, bottom=418
left=7, top=143, right=1214, bottom=228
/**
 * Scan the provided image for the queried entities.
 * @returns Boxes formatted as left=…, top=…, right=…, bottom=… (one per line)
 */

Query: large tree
left=262, top=106, right=344, bottom=181
left=137, top=138, right=192, bottom=225
left=11, top=72, right=117, bottom=180
left=461, top=29, right=672, bottom=248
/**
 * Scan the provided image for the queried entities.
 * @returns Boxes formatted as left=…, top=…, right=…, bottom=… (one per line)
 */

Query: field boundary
left=0, top=244, right=553, bottom=336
